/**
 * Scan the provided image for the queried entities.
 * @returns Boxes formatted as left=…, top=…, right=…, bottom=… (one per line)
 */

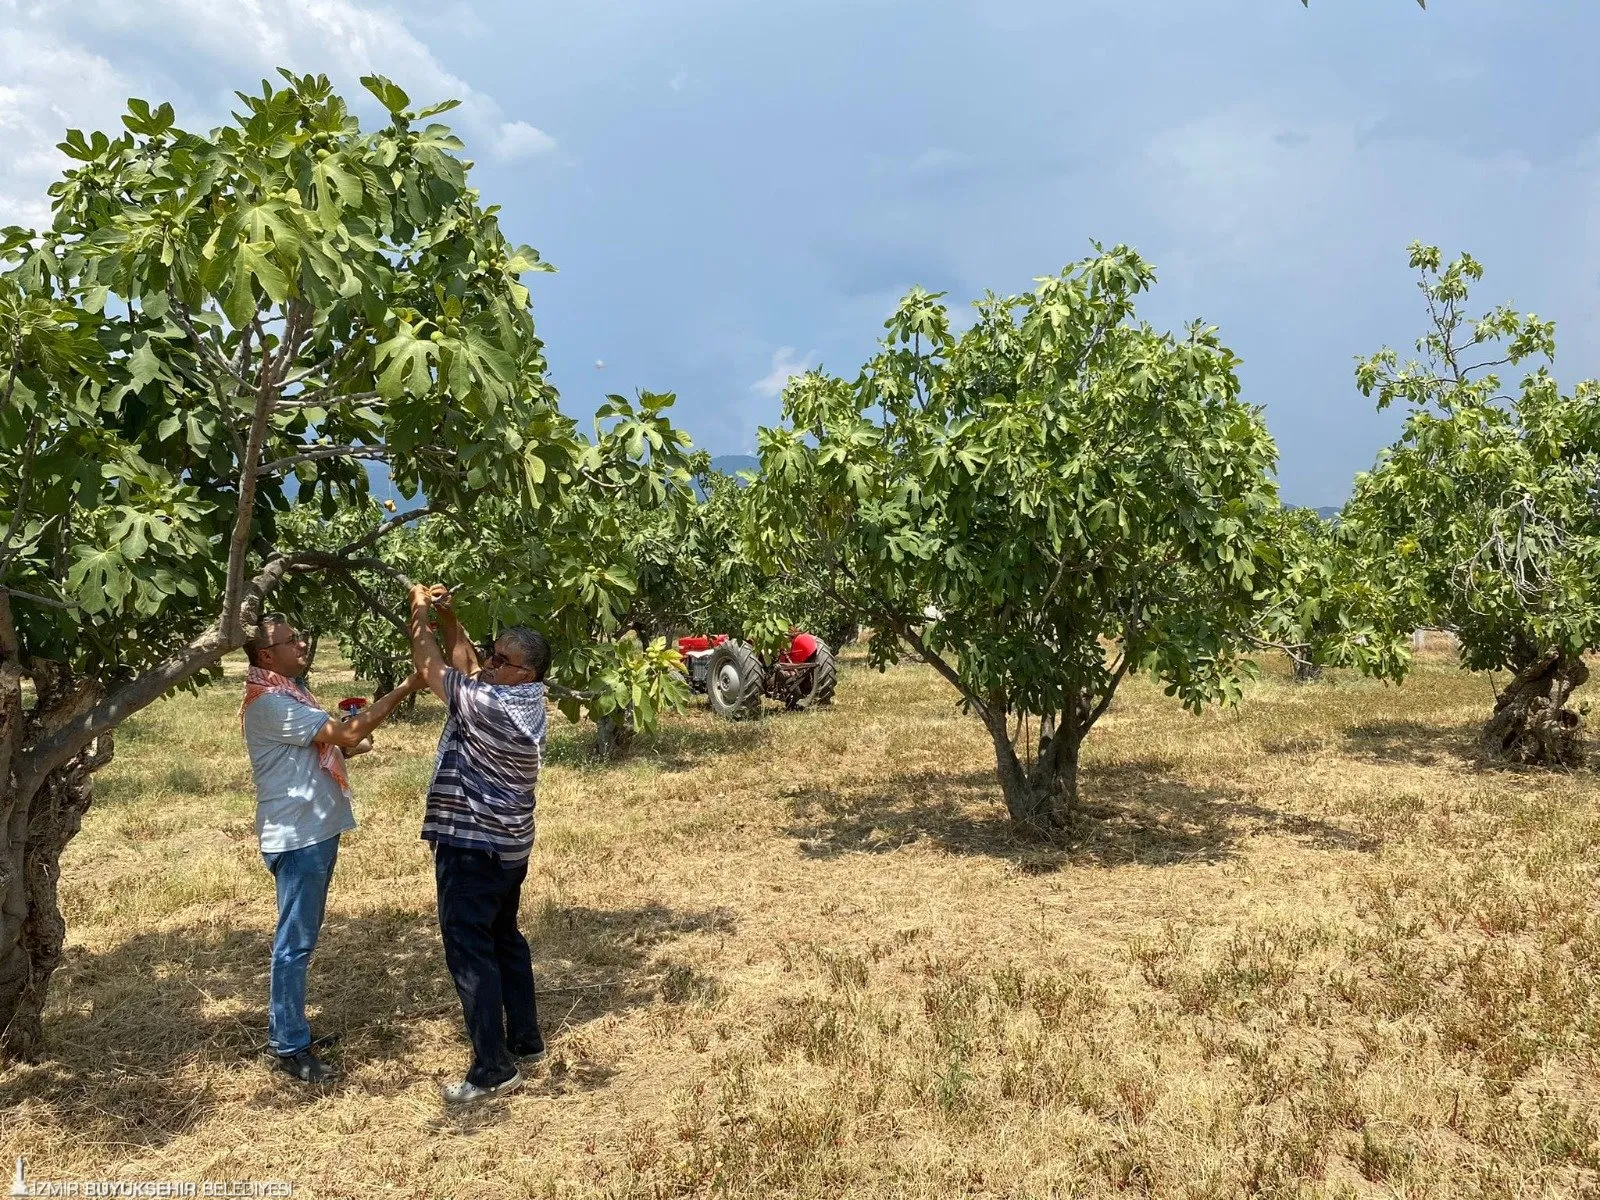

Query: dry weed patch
left=3, top=647, right=1599, bottom=1196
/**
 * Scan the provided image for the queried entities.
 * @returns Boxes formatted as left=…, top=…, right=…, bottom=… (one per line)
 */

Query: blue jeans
left=262, top=835, right=340, bottom=1056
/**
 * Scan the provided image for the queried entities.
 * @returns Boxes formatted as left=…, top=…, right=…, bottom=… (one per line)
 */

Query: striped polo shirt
left=421, top=667, right=547, bottom=866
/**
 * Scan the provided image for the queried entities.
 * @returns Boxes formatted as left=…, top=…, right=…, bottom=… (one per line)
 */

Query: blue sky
left=3, top=0, right=1598, bottom=505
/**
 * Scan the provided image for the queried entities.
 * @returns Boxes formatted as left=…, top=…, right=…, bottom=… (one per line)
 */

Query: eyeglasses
left=484, top=649, right=529, bottom=671
left=261, top=631, right=306, bottom=651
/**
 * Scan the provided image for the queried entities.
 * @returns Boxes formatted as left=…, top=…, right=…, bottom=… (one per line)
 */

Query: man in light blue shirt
left=242, top=612, right=423, bottom=1085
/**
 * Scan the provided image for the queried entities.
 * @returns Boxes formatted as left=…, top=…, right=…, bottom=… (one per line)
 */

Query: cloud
left=1131, top=105, right=1553, bottom=277
left=0, top=0, right=555, bottom=226
left=751, top=347, right=814, bottom=399
left=0, top=25, right=138, bottom=227
left=493, top=120, right=557, bottom=161
left=668, top=69, right=689, bottom=92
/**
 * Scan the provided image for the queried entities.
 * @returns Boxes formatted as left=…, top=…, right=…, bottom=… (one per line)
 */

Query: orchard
left=3, top=69, right=1599, bottom=1101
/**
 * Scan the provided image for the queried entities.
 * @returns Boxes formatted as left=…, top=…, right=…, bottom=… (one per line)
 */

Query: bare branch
left=270, top=301, right=312, bottom=390
left=235, top=318, right=259, bottom=380
left=1247, top=633, right=1314, bottom=669
left=815, top=551, right=984, bottom=721
left=279, top=329, right=371, bottom=390
left=338, top=504, right=438, bottom=557
left=220, top=333, right=289, bottom=640
left=289, top=549, right=414, bottom=589
left=547, top=682, right=599, bottom=703
left=0, top=587, right=77, bottom=611
left=256, top=444, right=391, bottom=476
left=330, top=568, right=406, bottom=633
left=166, top=285, right=246, bottom=387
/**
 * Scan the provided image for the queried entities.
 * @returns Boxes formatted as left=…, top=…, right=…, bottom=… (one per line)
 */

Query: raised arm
left=430, top=586, right=481, bottom=677
left=409, top=583, right=451, bottom=702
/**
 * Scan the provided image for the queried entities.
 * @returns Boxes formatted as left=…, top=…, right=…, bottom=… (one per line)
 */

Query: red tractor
left=677, top=631, right=837, bottom=719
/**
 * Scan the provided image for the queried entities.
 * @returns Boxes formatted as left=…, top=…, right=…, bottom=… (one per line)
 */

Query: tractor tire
left=707, top=641, right=764, bottom=720
left=793, top=642, right=837, bottom=710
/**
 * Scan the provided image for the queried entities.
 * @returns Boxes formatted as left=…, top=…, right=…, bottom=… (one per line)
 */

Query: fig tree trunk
left=1481, top=648, right=1588, bottom=767
left=0, top=751, right=109, bottom=1057
left=1291, top=658, right=1324, bottom=684
left=983, top=701, right=1088, bottom=833
left=595, top=706, right=636, bottom=760
left=0, top=659, right=112, bottom=1060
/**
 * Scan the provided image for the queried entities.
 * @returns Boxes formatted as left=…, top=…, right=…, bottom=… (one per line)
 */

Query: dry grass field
left=3, top=640, right=1600, bottom=1198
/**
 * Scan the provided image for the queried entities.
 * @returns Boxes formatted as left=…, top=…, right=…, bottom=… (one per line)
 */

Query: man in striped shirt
left=408, top=583, right=550, bottom=1104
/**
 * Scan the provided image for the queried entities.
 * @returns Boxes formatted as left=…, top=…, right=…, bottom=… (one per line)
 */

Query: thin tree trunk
left=985, top=712, right=1038, bottom=826
left=595, top=706, right=636, bottom=760
left=1291, top=658, right=1324, bottom=684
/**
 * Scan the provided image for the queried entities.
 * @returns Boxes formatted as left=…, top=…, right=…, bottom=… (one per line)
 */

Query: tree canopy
left=749, top=247, right=1280, bottom=828
left=0, top=70, right=688, bottom=1057
left=1340, top=243, right=1600, bottom=764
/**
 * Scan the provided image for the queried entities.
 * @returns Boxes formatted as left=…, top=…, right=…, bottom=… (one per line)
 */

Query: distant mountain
left=710, top=454, right=760, bottom=477
left=1289, top=504, right=1342, bottom=521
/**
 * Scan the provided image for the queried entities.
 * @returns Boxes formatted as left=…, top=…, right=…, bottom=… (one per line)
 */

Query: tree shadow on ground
left=542, top=717, right=773, bottom=772
left=784, top=758, right=1373, bottom=872
left=1341, top=719, right=1486, bottom=769
left=0, top=900, right=734, bottom=1150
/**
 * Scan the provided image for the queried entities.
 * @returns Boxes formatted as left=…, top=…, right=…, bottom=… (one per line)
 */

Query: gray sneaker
left=442, top=1071, right=523, bottom=1105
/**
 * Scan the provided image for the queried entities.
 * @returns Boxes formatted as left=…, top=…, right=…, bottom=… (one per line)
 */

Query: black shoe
left=509, top=1041, right=547, bottom=1065
left=272, top=1048, right=339, bottom=1084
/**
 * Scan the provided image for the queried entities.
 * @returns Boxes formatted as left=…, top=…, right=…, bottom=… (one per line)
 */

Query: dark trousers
left=434, top=844, right=542, bottom=1087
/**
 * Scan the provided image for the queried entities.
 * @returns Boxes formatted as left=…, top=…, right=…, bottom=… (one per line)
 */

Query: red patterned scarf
left=240, top=664, right=351, bottom=796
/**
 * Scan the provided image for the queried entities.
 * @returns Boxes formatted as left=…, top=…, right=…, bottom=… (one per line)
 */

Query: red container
left=338, top=697, right=369, bottom=716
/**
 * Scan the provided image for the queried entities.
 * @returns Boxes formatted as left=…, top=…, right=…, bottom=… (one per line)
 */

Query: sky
left=3, top=0, right=1599, bottom=506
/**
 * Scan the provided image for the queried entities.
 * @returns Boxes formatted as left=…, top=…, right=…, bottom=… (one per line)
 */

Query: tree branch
left=0, top=587, right=77, bottom=611
left=235, top=318, right=259, bottom=381
left=289, top=549, right=413, bottom=589
left=1081, top=649, right=1132, bottom=733
left=277, top=389, right=383, bottom=411
left=813, top=551, right=985, bottom=721
left=219, top=343, right=280, bottom=641
left=279, top=330, right=371, bottom=390
left=13, top=551, right=300, bottom=802
left=330, top=568, right=406, bottom=634
left=256, top=444, right=391, bottom=476
left=166, top=285, right=246, bottom=387
left=338, top=504, right=438, bottom=557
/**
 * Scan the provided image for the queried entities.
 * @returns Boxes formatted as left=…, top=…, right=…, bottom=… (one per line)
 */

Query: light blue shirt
left=243, top=692, right=357, bottom=854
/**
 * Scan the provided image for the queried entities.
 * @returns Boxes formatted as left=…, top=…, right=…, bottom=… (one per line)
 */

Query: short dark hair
left=499, top=627, right=551, bottom=683
left=243, top=612, right=288, bottom=668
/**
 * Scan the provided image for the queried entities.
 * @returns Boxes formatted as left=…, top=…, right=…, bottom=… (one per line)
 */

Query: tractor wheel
left=707, top=641, right=764, bottom=720
left=792, top=642, right=837, bottom=709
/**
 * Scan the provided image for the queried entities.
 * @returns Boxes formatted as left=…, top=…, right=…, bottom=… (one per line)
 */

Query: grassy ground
left=2, top=642, right=1599, bottom=1197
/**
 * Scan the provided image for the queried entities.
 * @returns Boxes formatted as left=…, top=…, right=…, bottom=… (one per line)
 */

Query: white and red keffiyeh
left=240, top=665, right=350, bottom=796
